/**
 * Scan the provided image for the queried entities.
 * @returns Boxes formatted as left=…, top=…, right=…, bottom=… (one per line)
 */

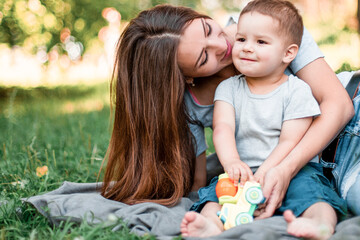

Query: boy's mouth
left=240, top=58, right=256, bottom=62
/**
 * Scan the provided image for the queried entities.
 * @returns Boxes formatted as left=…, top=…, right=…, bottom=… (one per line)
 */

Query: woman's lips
left=223, top=40, right=232, bottom=59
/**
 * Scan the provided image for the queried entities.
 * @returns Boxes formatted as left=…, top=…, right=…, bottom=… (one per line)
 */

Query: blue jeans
left=322, top=83, right=360, bottom=215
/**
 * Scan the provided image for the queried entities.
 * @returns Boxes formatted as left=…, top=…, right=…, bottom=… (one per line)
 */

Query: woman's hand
left=255, top=166, right=291, bottom=219
left=254, top=169, right=266, bottom=187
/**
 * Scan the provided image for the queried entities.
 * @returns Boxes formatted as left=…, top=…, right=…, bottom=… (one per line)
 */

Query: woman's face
left=177, top=18, right=234, bottom=78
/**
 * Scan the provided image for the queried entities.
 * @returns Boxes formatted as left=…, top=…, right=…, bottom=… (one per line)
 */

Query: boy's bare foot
left=284, top=210, right=333, bottom=240
left=180, top=211, right=222, bottom=237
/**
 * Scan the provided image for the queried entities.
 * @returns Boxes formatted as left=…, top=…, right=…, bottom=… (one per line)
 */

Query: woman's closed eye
left=197, top=19, right=212, bottom=67
left=200, top=51, right=208, bottom=66
left=199, top=22, right=212, bottom=67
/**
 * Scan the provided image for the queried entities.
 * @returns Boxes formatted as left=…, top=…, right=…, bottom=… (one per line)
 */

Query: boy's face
left=232, top=12, right=288, bottom=78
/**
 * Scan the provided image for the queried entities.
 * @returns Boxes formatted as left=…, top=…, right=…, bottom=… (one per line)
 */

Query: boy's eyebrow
left=194, top=18, right=206, bottom=68
left=237, top=31, right=272, bottom=39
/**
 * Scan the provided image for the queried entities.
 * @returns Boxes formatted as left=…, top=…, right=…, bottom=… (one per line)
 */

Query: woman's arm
left=258, top=58, right=354, bottom=219
left=192, top=152, right=207, bottom=191
left=255, top=117, right=313, bottom=186
left=285, top=58, right=353, bottom=175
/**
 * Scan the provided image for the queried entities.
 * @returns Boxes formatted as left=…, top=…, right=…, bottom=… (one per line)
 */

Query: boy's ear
left=282, top=44, right=299, bottom=64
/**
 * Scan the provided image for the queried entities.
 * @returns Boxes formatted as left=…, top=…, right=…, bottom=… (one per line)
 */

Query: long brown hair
left=101, top=4, right=208, bottom=206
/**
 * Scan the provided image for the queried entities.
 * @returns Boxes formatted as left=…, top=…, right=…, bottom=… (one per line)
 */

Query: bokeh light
left=0, top=0, right=358, bottom=88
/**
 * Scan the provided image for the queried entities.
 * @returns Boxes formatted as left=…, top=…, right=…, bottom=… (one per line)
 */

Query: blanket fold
left=24, top=181, right=360, bottom=240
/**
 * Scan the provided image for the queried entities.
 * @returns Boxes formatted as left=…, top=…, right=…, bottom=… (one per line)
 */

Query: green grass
left=205, top=128, right=215, bottom=155
left=0, top=83, right=156, bottom=239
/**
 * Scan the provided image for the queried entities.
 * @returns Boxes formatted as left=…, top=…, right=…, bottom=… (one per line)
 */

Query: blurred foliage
left=0, top=83, right=106, bottom=102
left=0, top=0, right=200, bottom=55
left=335, top=62, right=359, bottom=73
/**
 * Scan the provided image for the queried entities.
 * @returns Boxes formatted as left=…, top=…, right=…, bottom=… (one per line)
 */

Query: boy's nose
left=242, top=42, right=253, bottom=52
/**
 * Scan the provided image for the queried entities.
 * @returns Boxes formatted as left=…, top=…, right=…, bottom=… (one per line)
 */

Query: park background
left=1, top=0, right=360, bottom=239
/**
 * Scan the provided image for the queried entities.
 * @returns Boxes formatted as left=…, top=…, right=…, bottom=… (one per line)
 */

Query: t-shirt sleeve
left=214, top=77, right=236, bottom=106
left=288, top=28, right=324, bottom=74
left=284, top=76, right=321, bottom=121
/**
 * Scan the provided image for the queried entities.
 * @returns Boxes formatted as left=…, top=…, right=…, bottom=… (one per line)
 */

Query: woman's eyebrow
left=194, top=18, right=206, bottom=68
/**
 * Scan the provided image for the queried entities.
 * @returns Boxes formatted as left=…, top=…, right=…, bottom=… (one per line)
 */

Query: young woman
left=101, top=4, right=358, bottom=217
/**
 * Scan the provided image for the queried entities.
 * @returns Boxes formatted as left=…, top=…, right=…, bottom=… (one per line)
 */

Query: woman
left=100, top=5, right=208, bottom=206
left=101, top=4, right=358, bottom=216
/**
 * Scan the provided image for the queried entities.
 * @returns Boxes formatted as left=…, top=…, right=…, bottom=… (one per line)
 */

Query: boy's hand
left=224, top=160, right=253, bottom=186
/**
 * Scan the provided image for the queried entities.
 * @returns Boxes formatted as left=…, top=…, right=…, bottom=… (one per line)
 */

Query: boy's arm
left=213, top=100, right=253, bottom=185
left=254, top=117, right=313, bottom=186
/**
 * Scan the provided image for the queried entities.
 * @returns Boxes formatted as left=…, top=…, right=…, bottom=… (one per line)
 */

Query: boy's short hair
left=240, top=0, right=303, bottom=47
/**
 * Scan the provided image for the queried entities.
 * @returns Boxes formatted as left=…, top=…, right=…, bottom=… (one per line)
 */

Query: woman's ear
left=282, top=44, right=299, bottom=64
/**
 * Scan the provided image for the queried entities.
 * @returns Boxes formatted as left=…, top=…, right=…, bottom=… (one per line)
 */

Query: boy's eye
left=238, top=38, right=246, bottom=42
left=258, top=40, right=266, bottom=44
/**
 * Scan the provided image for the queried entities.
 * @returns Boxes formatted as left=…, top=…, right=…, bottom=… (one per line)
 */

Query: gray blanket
left=24, top=181, right=360, bottom=240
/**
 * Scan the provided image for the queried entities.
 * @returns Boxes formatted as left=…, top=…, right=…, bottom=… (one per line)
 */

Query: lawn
left=0, top=84, right=157, bottom=239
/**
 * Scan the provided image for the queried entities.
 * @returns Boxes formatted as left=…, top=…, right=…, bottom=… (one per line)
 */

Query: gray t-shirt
left=214, top=75, right=321, bottom=168
left=185, top=27, right=324, bottom=157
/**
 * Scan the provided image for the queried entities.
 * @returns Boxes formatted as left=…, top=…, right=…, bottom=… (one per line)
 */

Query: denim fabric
left=191, top=163, right=347, bottom=218
left=331, top=86, right=360, bottom=215
left=277, top=163, right=347, bottom=218
left=190, top=176, right=218, bottom=212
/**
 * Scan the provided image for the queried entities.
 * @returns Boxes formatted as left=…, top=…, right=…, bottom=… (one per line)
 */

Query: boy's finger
left=239, top=168, right=248, bottom=186
left=233, top=168, right=240, bottom=186
left=247, top=168, right=255, bottom=181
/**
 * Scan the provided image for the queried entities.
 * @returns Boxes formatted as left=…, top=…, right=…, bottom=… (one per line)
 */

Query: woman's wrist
left=275, top=160, right=298, bottom=179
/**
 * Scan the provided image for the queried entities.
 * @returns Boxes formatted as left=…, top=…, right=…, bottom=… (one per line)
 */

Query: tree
left=0, top=0, right=200, bottom=57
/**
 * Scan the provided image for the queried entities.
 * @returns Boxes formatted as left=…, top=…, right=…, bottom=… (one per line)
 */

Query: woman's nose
left=208, top=37, right=227, bottom=55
